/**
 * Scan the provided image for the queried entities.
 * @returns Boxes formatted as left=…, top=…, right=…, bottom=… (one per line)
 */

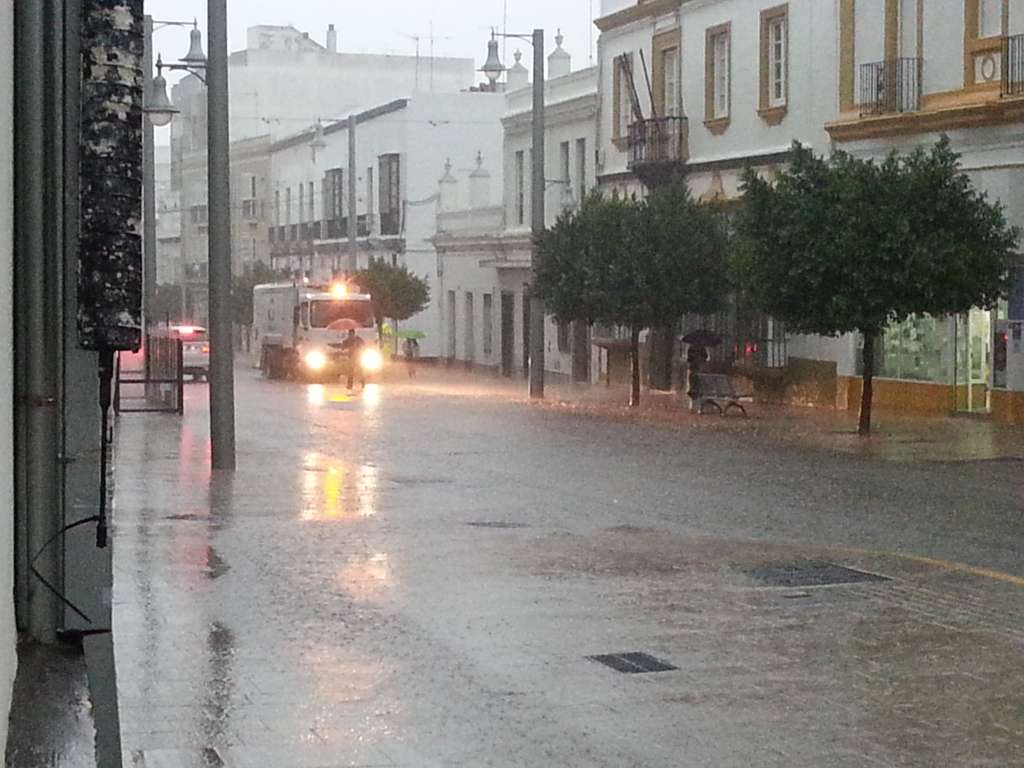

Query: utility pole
left=207, top=0, right=236, bottom=469
left=143, top=16, right=157, bottom=330
left=347, top=114, right=358, bottom=273
left=529, top=28, right=546, bottom=399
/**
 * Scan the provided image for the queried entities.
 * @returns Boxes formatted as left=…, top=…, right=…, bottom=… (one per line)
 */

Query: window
left=559, top=141, right=570, bottom=184
left=379, top=154, right=401, bottom=235
left=464, top=292, right=475, bottom=361
left=613, top=53, right=636, bottom=139
left=514, top=150, right=525, bottom=226
left=760, top=6, right=788, bottom=117
left=574, top=138, right=586, bottom=200
left=308, top=181, right=315, bottom=223
left=274, top=190, right=280, bottom=226
left=190, top=204, right=208, bottom=224
left=366, top=166, right=374, bottom=220
left=663, top=47, right=679, bottom=116
left=298, top=183, right=305, bottom=224
left=324, top=168, right=344, bottom=237
left=285, top=187, right=292, bottom=225
left=482, top=293, right=493, bottom=358
left=713, top=32, right=730, bottom=118
left=705, top=24, right=731, bottom=126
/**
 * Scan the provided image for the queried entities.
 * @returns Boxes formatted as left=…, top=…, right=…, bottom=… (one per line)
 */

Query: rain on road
left=112, top=368, right=1024, bottom=767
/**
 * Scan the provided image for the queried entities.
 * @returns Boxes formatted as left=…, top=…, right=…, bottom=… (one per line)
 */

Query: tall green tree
left=736, top=139, right=1018, bottom=434
left=355, top=260, right=431, bottom=343
left=534, top=187, right=730, bottom=407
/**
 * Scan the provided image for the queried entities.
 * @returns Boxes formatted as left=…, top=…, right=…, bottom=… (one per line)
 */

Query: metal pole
left=143, top=15, right=156, bottom=331
left=347, top=114, right=358, bottom=273
left=528, top=28, right=546, bottom=399
left=14, top=0, right=65, bottom=641
left=207, top=0, right=236, bottom=469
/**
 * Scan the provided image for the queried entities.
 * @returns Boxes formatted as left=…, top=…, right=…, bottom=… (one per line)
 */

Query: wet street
left=113, top=368, right=1024, bottom=767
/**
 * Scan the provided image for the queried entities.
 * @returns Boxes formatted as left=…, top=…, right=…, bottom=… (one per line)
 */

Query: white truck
left=252, top=282, right=383, bottom=381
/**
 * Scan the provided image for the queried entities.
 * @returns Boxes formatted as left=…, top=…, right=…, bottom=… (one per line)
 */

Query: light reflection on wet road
left=112, top=368, right=1024, bottom=767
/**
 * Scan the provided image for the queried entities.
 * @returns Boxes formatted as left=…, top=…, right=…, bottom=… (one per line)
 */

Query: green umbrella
left=397, top=330, right=426, bottom=340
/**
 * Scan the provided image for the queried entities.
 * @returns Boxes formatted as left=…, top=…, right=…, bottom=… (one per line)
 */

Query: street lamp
left=483, top=29, right=547, bottom=399
left=143, top=7, right=236, bottom=471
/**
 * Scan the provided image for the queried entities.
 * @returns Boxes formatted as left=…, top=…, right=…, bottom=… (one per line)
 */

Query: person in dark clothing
left=686, top=344, right=709, bottom=413
left=340, top=330, right=366, bottom=390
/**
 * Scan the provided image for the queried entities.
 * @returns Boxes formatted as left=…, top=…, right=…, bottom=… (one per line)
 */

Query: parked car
left=169, top=325, right=210, bottom=381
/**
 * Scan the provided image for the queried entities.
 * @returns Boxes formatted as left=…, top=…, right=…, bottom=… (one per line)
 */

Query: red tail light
left=202, top=345, right=210, bottom=353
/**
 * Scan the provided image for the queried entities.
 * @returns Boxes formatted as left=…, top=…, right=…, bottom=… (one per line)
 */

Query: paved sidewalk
left=410, top=365, right=1024, bottom=463
left=111, top=368, right=1024, bottom=767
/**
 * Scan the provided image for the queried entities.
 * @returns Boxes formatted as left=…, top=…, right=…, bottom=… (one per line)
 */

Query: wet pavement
left=112, top=367, right=1024, bottom=767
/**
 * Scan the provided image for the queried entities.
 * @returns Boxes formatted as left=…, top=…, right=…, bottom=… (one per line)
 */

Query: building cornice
left=502, top=94, right=598, bottom=131
left=826, top=96, right=1024, bottom=143
left=595, top=0, right=681, bottom=32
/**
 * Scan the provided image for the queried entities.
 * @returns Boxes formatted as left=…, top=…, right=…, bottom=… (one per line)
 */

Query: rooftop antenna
left=405, top=24, right=452, bottom=92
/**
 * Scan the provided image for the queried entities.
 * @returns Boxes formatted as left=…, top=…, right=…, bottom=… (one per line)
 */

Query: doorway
left=955, top=308, right=995, bottom=413
left=500, top=292, right=514, bottom=377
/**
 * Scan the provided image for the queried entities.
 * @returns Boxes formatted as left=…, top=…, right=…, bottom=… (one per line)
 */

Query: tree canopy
left=355, top=260, right=431, bottom=332
left=534, top=185, right=731, bottom=405
left=735, top=139, right=1019, bottom=432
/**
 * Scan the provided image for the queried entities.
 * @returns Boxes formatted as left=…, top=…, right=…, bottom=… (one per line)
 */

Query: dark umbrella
left=681, top=329, right=723, bottom=347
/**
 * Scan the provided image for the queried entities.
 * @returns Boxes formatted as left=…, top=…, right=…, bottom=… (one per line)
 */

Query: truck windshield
left=310, top=300, right=374, bottom=328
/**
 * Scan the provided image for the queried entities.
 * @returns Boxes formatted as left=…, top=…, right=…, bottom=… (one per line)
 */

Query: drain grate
left=745, top=560, right=889, bottom=588
left=588, top=651, right=677, bottom=674
left=466, top=521, right=529, bottom=529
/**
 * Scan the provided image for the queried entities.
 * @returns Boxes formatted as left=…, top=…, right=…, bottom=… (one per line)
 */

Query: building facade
left=266, top=92, right=505, bottom=359
left=171, top=24, right=477, bottom=326
left=825, top=0, right=1024, bottom=423
left=434, top=40, right=600, bottom=381
left=593, top=0, right=1024, bottom=421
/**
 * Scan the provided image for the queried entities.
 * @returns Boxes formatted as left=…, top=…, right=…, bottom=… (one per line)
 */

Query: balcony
left=859, top=58, right=921, bottom=116
left=626, top=116, right=689, bottom=188
left=1003, top=34, right=1024, bottom=97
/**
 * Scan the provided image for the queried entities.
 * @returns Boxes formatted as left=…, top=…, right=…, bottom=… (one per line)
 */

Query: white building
left=434, top=37, right=600, bottom=381
left=824, top=0, right=1024, bottom=423
left=267, top=92, right=506, bottom=359
left=170, top=23, right=477, bottom=324
left=594, top=0, right=1024, bottom=422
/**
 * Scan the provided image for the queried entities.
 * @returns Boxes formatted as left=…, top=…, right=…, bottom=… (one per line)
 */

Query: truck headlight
left=359, top=348, right=383, bottom=372
left=304, top=349, right=327, bottom=371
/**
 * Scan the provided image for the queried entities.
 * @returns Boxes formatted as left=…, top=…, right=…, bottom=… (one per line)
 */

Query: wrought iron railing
left=627, top=116, right=689, bottom=169
left=859, top=58, right=921, bottom=116
left=1003, top=34, right=1024, bottom=97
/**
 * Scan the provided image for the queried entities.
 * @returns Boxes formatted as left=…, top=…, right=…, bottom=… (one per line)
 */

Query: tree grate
left=745, top=560, right=889, bottom=588
left=588, top=652, right=677, bottom=674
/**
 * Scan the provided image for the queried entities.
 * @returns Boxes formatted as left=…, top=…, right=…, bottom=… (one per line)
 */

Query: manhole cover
left=745, top=561, right=889, bottom=588
left=588, top=652, right=677, bottom=674
left=466, top=521, right=528, bottom=529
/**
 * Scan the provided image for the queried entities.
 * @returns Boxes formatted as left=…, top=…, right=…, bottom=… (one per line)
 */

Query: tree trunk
left=630, top=326, right=641, bottom=408
left=858, top=330, right=876, bottom=436
left=648, top=325, right=675, bottom=391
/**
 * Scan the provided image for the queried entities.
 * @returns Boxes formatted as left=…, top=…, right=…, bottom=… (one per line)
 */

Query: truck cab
left=253, top=282, right=381, bottom=381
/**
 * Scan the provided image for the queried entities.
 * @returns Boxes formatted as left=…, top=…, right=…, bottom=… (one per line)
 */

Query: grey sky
left=146, top=0, right=600, bottom=83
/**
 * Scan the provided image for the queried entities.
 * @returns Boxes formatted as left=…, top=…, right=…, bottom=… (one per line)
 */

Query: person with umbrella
left=339, top=329, right=366, bottom=390
left=682, top=329, right=721, bottom=413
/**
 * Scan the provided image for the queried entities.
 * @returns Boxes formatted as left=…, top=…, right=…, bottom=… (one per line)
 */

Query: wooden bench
left=692, top=373, right=748, bottom=417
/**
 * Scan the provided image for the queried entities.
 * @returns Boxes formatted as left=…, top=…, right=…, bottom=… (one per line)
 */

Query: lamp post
left=145, top=7, right=236, bottom=471
left=483, top=29, right=546, bottom=399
